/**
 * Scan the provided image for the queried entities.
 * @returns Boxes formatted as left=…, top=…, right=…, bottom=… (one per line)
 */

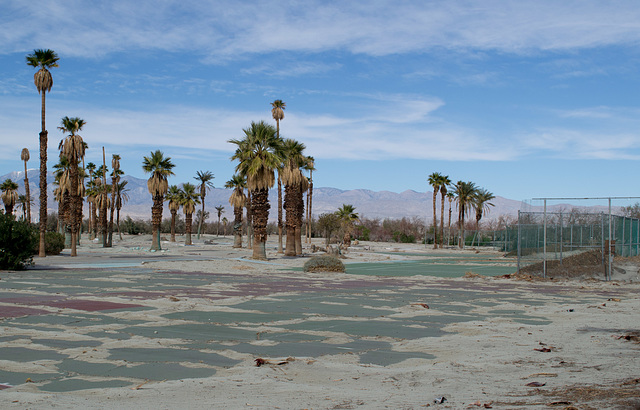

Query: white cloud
left=3, top=1, right=640, bottom=60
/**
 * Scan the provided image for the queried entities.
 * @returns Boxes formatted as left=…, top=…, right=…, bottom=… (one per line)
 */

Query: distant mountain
left=0, top=171, right=622, bottom=222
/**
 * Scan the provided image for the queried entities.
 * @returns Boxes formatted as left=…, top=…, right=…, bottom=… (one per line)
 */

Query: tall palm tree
left=281, top=138, right=306, bottom=256
left=20, top=148, right=32, bottom=223
left=336, top=204, right=359, bottom=247
left=438, top=175, right=451, bottom=248
left=107, top=154, right=122, bottom=247
left=58, top=116, right=86, bottom=256
left=454, top=181, right=478, bottom=249
left=1, top=179, right=20, bottom=216
left=180, top=183, right=200, bottom=246
left=472, top=188, right=496, bottom=246
left=142, top=150, right=175, bottom=251
left=214, top=205, right=225, bottom=236
left=166, top=185, right=181, bottom=242
left=427, top=172, right=444, bottom=249
left=305, top=156, right=315, bottom=244
left=271, top=100, right=286, bottom=253
left=27, top=49, right=59, bottom=257
left=229, top=121, right=281, bottom=260
left=225, top=174, right=247, bottom=248
left=194, top=170, right=214, bottom=239
left=115, top=180, right=129, bottom=240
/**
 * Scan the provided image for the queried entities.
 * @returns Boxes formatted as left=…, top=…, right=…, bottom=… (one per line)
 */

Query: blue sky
left=1, top=1, right=640, bottom=204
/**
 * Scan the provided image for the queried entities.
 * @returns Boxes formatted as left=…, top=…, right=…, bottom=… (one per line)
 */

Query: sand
left=0, top=234, right=638, bottom=409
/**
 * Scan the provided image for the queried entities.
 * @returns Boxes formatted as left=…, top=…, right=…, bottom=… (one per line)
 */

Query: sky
left=1, top=0, right=640, bottom=206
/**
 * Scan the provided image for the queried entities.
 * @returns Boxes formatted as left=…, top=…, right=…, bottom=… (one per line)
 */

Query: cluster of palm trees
left=428, top=173, right=496, bottom=248
left=228, top=100, right=315, bottom=260
left=142, top=150, right=220, bottom=250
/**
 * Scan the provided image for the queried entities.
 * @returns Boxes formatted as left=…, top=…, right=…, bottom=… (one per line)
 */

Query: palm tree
left=18, top=194, right=35, bottom=221
left=229, top=121, right=281, bottom=260
left=107, top=154, right=122, bottom=247
left=454, top=181, right=478, bottom=249
left=427, top=172, right=444, bottom=249
left=115, top=180, right=129, bottom=240
left=271, top=100, right=286, bottom=253
left=85, top=162, right=97, bottom=238
left=58, top=116, right=86, bottom=256
left=446, top=191, right=455, bottom=246
left=222, top=217, right=229, bottom=236
left=194, top=170, right=214, bottom=239
left=166, top=185, right=181, bottom=242
left=27, top=49, right=59, bottom=257
left=1, top=179, right=19, bottom=216
left=142, top=150, right=175, bottom=251
left=438, top=175, right=451, bottom=248
left=305, top=156, right=315, bottom=244
left=336, top=204, right=359, bottom=247
left=472, top=188, right=496, bottom=246
left=180, top=183, right=200, bottom=245
left=225, top=174, right=247, bottom=248
left=214, top=205, right=225, bottom=236
left=20, top=148, right=32, bottom=223
left=281, top=138, right=307, bottom=256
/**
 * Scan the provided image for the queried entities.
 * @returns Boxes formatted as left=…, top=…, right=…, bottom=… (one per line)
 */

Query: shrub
left=43, top=232, right=65, bottom=255
left=0, top=213, right=38, bottom=270
left=303, top=255, right=345, bottom=273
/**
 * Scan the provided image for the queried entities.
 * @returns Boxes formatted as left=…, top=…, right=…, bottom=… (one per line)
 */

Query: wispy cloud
left=3, top=1, right=640, bottom=60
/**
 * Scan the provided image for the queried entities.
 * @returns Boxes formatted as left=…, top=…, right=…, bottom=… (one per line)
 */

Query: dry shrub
left=303, top=255, right=345, bottom=273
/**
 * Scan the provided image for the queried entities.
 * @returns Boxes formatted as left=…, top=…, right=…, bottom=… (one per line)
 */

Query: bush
left=43, top=232, right=65, bottom=255
left=0, top=213, right=38, bottom=270
left=303, top=255, right=345, bottom=273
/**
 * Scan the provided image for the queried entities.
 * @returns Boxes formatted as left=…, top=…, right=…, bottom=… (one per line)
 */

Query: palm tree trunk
left=295, top=184, right=304, bottom=255
left=37, top=87, right=48, bottom=257
left=151, top=195, right=163, bottom=251
left=447, top=200, right=452, bottom=246
left=246, top=191, right=253, bottom=249
left=92, top=200, right=98, bottom=240
left=70, top=165, right=79, bottom=256
left=277, top=175, right=283, bottom=253
left=185, top=213, right=193, bottom=245
left=459, top=207, right=465, bottom=249
left=38, top=130, right=47, bottom=257
left=170, top=210, right=177, bottom=242
left=107, top=179, right=116, bottom=247
left=233, top=205, right=243, bottom=248
left=432, top=190, right=438, bottom=249
left=197, top=197, right=205, bottom=239
left=24, top=161, right=31, bottom=223
left=116, top=206, right=122, bottom=240
left=251, top=188, right=269, bottom=260
left=101, top=149, right=108, bottom=247
left=439, top=195, right=445, bottom=249
left=284, top=183, right=296, bottom=256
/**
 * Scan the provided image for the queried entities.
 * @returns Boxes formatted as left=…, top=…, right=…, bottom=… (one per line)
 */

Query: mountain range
left=0, top=170, right=617, bottom=223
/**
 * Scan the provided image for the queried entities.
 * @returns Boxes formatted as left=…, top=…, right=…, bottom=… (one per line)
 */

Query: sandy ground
left=0, top=233, right=639, bottom=409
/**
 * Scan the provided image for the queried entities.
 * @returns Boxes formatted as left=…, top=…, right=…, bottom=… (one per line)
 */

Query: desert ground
left=0, top=233, right=638, bottom=409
